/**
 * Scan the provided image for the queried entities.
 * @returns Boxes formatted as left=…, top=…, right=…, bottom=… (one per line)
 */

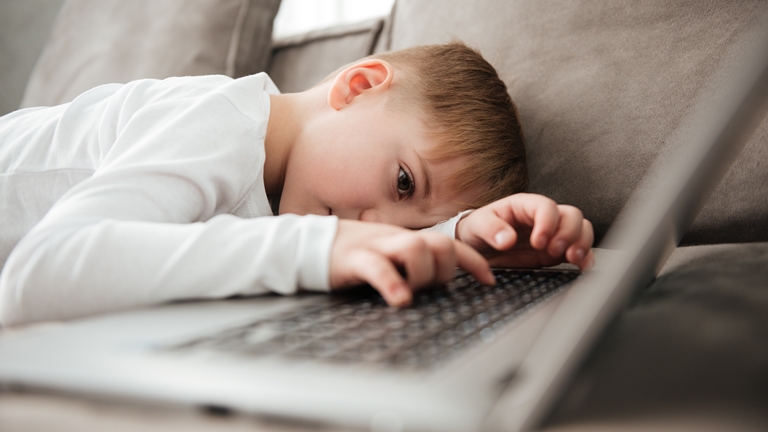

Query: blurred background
left=0, top=0, right=394, bottom=117
left=273, top=0, right=394, bottom=38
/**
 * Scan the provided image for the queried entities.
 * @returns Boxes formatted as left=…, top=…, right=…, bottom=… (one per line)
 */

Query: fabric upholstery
left=21, top=0, right=280, bottom=108
left=387, top=0, right=768, bottom=246
left=545, top=242, right=768, bottom=429
left=0, top=0, right=64, bottom=116
left=372, top=1, right=395, bottom=54
left=267, top=18, right=384, bottom=93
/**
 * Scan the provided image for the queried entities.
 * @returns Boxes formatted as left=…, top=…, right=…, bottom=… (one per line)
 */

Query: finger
left=453, top=240, right=495, bottom=286
left=547, top=205, right=583, bottom=257
left=566, top=219, right=595, bottom=269
left=381, top=235, right=435, bottom=290
left=346, top=249, right=412, bottom=306
left=526, top=197, right=560, bottom=250
left=463, top=207, right=519, bottom=251
left=420, top=233, right=458, bottom=283
left=492, top=194, right=559, bottom=250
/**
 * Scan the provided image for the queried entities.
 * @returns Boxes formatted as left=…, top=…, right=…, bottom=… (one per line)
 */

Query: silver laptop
left=1, top=32, right=767, bottom=432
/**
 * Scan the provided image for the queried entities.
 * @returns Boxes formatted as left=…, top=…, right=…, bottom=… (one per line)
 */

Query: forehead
left=389, top=107, right=480, bottom=220
left=414, top=151, right=479, bottom=222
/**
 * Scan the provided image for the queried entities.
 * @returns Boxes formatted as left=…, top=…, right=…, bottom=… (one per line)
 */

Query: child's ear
left=327, top=59, right=394, bottom=110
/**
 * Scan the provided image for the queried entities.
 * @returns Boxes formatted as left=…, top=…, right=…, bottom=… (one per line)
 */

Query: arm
left=0, top=75, right=337, bottom=325
left=0, top=212, right=336, bottom=325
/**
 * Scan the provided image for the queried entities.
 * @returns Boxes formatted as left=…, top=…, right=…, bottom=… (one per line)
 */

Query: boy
left=0, top=43, right=594, bottom=326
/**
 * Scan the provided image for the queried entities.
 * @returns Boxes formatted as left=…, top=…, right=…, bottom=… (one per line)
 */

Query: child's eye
left=397, top=167, right=415, bottom=198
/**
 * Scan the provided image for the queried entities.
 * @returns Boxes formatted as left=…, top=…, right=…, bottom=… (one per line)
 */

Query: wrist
left=453, top=209, right=474, bottom=241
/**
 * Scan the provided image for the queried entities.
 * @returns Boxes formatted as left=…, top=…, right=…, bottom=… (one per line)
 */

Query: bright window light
left=273, top=0, right=395, bottom=39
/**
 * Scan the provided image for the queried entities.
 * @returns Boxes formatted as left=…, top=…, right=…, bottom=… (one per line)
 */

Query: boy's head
left=277, top=42, right=527, bottom=228
left=368, top=42, right=528, bottom=207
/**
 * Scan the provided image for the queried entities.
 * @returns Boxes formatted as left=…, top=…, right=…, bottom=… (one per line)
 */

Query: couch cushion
left=544, top=242, right=768, bottom=429
left=21, top=0, right=280, bottom=108
left=387, top=0, right=768, bottom=245
left=267, top=18, right=384, bottom=93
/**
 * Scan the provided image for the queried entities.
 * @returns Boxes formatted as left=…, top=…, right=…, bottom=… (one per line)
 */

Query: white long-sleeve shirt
left=0, top=73, right=462, bottom=326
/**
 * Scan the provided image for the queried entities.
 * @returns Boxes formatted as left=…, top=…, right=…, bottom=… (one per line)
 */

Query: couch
left=1, top=0, right=767, bottom=430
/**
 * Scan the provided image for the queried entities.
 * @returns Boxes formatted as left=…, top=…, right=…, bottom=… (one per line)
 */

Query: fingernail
left=574, top=248, right=586, bottom=262
left=393, top=285, right=411, bottom=305
left=552, top=240, right=568, bottom=256
left=495, top=231, right=511, bottom=247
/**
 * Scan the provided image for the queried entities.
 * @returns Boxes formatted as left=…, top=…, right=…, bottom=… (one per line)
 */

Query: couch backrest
left=267, top=18, right=384, bottom=93
left=0, top=0, right=65, bottom=116
left=384, top=0, right=768, bottom=245
left=21, top=0, right=281, bottom=108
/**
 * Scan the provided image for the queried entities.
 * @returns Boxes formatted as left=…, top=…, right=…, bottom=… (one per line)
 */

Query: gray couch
left=2, top=0, right=768, bottom=429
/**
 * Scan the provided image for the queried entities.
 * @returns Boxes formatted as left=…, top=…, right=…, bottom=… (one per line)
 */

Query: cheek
left=290, top=131, right=394, bottom=209
left=320, top=158, right=387, bottom=207
left=321, top=166, right=379, bottom=204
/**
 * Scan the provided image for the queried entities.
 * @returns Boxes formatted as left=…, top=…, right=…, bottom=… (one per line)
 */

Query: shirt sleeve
left=423, top=210, right=474, bottom=238
left=0, top=76, right=338, bottom=326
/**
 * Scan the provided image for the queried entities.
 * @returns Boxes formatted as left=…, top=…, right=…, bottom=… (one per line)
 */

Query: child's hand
left=456, top=193, right=595, bottom=271
left=330, top=220, right=495, bottom=306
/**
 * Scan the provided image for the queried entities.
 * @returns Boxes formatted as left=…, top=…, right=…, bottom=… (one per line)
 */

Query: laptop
left=1, top=31, right=767, bottom=432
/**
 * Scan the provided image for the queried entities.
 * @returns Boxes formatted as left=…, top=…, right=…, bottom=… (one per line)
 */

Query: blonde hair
left=373, top=42, right=528, bottom=208
left=319, top=42, right=528, bottom=208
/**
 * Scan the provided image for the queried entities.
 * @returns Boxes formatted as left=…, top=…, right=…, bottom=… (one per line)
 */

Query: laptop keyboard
left=171, top=269, right=578, bottom=369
